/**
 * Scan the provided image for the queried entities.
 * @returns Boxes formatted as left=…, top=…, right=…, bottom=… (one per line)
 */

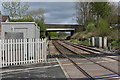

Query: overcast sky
left=29, top=2, right=77, bottom=24
left=1, top=1, right=119, bottom=24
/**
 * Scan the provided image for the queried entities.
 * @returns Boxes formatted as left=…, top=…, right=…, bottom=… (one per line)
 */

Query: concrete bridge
left=45, top=24, right=83, bottom=36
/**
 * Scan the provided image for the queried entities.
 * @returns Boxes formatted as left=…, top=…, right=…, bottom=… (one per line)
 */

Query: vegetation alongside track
left=72, top=2, right=120, bottom=50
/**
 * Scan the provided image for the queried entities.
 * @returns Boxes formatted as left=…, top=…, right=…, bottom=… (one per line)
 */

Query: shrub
left=10, top=18, right=34, bottom=22
left=97, top=18, right=109, bottom=37
left=85, top=23, right=96, bottom=32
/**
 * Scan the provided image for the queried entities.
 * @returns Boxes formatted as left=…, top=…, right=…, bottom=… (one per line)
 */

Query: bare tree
left=26, top=8, right=44, bottom=21
left=75, top=2, right=92, bottom=26
left=2, top=2, right=29, bottom=18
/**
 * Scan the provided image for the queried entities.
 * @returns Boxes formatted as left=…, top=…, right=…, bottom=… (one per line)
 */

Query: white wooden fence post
left=42, top=39, right=44, bottom=62
left=44, top=38, right=47, bottom=62
left=30, top=39, right=32, bottom=63
left=25, top=39, right=27, bottom=64
left=18, top=39, right=20, bottom=64
left=0, top=38, right=47, bottom=67
left=0, top=40, right=2, bottom=80
left=5, top=40, right=7, bottom=66
left=0, top=40, right=2, bottom=67
left=40, top=39, right=41, bottom=62
left=24, top=39, right=25, bottom=64
left=32, top=39, right=34, bottom=63
left=16, top=39, right=18, bottom=65
left=10, top=39, right=12, bottom=65
left=8, top=39, right=10, bottom=66
left=13, top=39, right=15, bottom=65
left=2, top=40, right=5, bottom=66
left=38, top=39, right=40, bottom=63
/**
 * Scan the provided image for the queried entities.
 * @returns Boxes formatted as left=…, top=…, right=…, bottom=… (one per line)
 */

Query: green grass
left=69, top=39, right=89, bottom=46
left=79, top=40, right=89, bottom=46
left=111, top=40, right=120, bottom=50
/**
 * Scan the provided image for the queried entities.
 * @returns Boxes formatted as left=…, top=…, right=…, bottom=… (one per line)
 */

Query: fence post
left=38, top=39, right=39, bottom=63
left=0, top=40, right=2, bottom=80
left=40, top=39, right=41, bottom=62
left=32, top=39, right=34, bottom=63
left=45, top=38, right=47, bottom=62
left=0, top=40, right=1, bottom=67
left=42, top=38, right=44, bottom=62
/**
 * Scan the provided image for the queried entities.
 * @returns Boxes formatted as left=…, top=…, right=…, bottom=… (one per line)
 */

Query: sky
left=29, top=2, right=77, bottom=24
left=1, top=1, right=119, bottom=24
left=1, top=2, right=77, bottom=24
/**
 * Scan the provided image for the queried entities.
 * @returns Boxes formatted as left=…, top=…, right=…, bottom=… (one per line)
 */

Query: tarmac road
left=1, top=61, right=66, bottom=80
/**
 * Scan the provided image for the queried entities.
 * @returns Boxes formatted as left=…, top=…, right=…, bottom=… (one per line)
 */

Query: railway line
left=60, top=40, right=120, bottom=62
left=52, top=40, right=120, bottom=80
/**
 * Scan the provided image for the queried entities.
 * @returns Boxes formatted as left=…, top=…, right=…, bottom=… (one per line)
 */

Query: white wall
left=1, top=22, right=40, bottom=39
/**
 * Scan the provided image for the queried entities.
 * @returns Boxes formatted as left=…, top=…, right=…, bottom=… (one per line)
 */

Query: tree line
left=75, top=1, right=120, bottom=49
left=75, top=2, right=118, bottom=26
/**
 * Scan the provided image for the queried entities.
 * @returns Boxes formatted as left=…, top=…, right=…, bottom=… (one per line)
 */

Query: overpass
left=45, top=24, right=83, bottom=36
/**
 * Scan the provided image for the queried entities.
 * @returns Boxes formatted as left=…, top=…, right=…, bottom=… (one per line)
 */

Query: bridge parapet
left=45, top=24, right=83, bottom=32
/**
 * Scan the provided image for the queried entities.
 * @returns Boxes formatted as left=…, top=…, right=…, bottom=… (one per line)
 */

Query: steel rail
left=53, top=40, right=95, bottom=80
left=62, top=40, right=120, bottom=62
left=56, top=40, right=120, bottom=76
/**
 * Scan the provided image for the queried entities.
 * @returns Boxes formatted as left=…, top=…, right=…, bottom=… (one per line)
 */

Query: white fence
left=0, top=38, right=47, bottom=67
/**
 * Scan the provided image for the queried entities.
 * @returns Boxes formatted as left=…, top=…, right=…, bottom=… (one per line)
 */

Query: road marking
left=56, top=58, right=70, bottom=79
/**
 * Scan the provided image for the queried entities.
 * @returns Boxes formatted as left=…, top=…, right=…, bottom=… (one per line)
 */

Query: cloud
left=0, top=1, right=1, bottom=11
left=29, top=2, right=77, bottom=24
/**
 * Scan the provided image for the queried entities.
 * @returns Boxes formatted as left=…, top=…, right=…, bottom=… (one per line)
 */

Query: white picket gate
left=0, top=38, right=47, bottom=67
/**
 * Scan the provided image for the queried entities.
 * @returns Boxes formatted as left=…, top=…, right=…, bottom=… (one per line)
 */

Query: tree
left=75, top=2, right=92, bottom=26
left=26, top=8, right=44, bottom=21
left=107, top=3, right=118, bottom=24
left=2, top=2, right=29, bottom=18
left=26, top=8, right=46, bottom=38
left=90, top=2, right=111, bottom=21
left=0, top=11, right=1, bottom=15
left=97, top=18, right=109, bottom=37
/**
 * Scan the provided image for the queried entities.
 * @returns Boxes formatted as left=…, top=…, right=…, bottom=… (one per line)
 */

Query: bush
left=111, top=40, right=119, bottom=49
left=85, top=23, right=96, bottom=32
left=35, top=20, right=46, bottom=38
left=48, top=32, right=58, bottom=38
left=97, top=18, right=109, bottom=36
left=10, top=18, right=34, bottom=22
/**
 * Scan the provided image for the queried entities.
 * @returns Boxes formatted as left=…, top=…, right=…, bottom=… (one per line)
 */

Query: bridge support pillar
left=71, top=30, right=74, bottom=36
left=45, top=32, right=48, bottom=37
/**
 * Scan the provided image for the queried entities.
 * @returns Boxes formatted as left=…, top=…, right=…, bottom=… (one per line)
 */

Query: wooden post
left=0, top=40, right=2, bottom=67
left=8, top=39, right=10, bottom=66
left=16, top=39, right=18, bottom=65
left=45, top=38, right=47, bottom=62
left=42, top=39, right=44, bottom=62
left=40, top=39, right=42, bottom=62
left=32, top=39, right=34, bottom=63
left=11, top=39, right=12, bottom=65
left=38, top=39, right=40, bottom=63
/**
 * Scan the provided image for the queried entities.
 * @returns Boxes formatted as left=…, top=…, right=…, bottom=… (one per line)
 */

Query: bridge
left=45, top=24, right=83, bottom=36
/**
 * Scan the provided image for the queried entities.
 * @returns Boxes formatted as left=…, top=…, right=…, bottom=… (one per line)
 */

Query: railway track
left=53, top=40, right=95, bottom=80
left=61, top=40, right=120, bottom=62
left=53, top=40, right=120, bottom=80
